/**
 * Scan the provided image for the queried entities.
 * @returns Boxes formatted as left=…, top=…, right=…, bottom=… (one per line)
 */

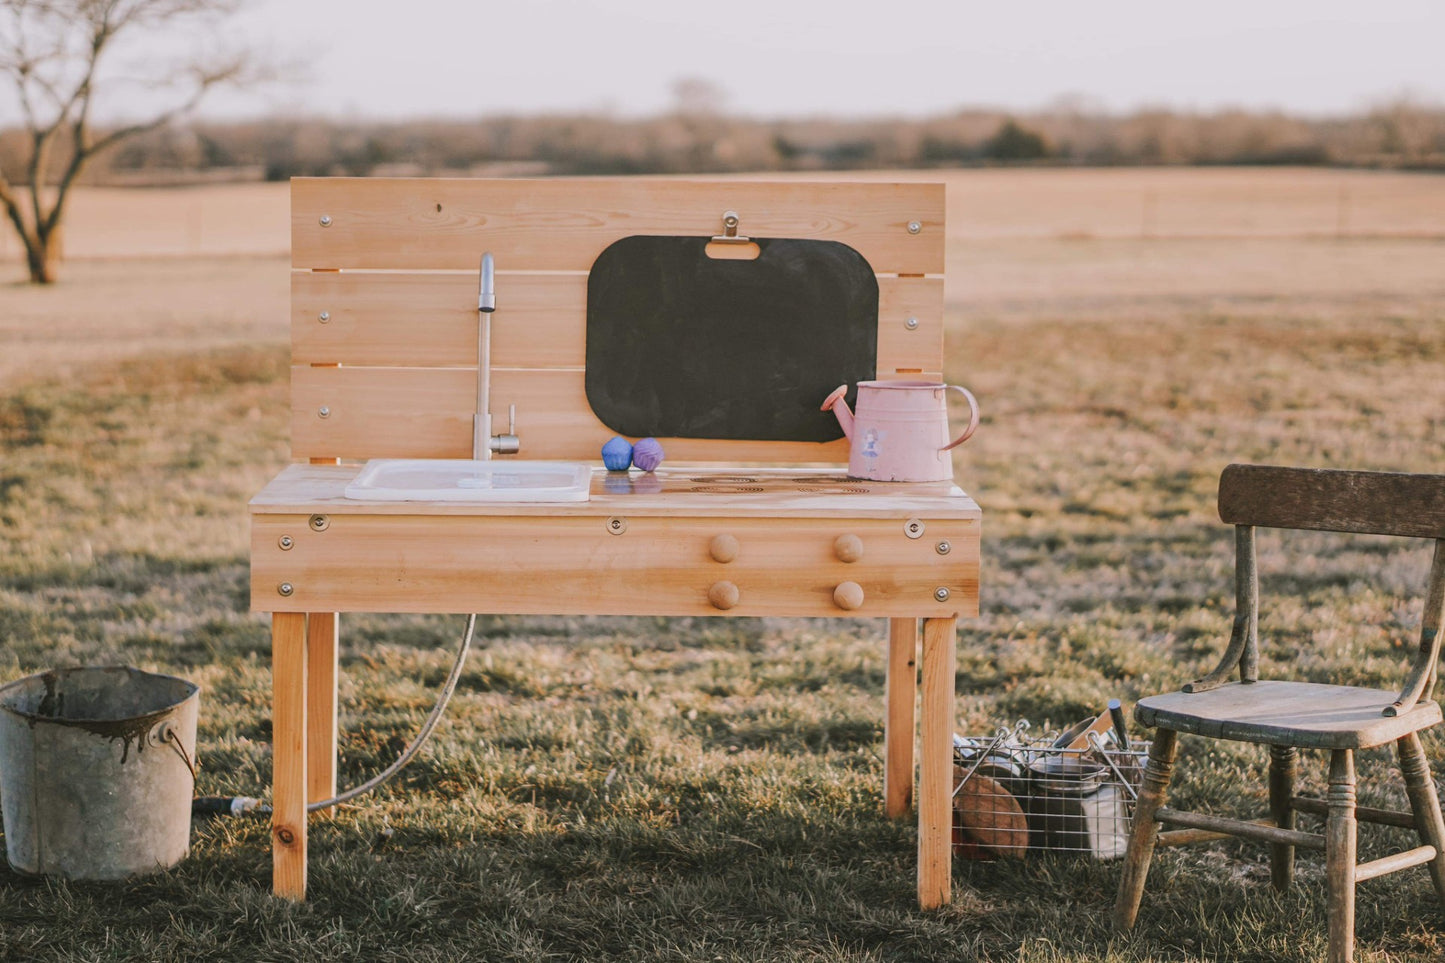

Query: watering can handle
left=941, top=384, right=981, bottom=452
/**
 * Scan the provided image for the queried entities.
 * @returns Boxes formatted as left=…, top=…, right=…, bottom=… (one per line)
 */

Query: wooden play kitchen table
left=252, top=176, right=979, bottom=909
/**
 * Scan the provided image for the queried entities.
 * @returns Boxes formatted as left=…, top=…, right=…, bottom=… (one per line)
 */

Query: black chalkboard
left=585, top=236, right=878, bottom=441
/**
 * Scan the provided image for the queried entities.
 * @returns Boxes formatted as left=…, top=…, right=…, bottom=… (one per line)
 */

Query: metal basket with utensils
left=953, top=718, right=1149, bottom=860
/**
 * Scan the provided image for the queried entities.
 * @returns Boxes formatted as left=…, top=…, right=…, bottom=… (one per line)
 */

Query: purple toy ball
left=632, top=437, right=665, bottom=472
left=601, top=436, right=633, bottom=471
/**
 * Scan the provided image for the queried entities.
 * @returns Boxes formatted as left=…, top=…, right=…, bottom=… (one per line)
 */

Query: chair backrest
left=1218, top=464, right=1445, bottom=538
left=289, top=177, right=945, bottom=465
left=1202, top=464, right=1445, bottom=708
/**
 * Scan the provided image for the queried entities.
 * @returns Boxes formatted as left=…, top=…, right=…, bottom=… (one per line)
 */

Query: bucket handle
left=153, top=723, right=198, bottom=782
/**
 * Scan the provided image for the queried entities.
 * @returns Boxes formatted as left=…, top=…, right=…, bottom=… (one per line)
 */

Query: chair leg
left=1269, top=744, right=1298, bottom=891
left=1113, top=728, right=1178, bottom=932
left=1325, top=749, right=1357, bottom=963
left=1397, top=732, right=1445, bottom=908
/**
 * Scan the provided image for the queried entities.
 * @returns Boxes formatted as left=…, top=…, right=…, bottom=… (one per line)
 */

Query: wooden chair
left=1113, top=464, right=1445, bottom=963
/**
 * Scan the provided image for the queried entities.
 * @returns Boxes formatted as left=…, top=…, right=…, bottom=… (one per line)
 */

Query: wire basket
left=953, top=721, right=1149, bottom=860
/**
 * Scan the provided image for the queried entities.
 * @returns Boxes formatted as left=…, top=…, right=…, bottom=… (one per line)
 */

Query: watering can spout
left=821, top=384, right=853, bottom=440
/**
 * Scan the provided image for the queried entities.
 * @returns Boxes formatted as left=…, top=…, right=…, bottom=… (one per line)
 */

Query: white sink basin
left=344, top=459, right=592, bottom=502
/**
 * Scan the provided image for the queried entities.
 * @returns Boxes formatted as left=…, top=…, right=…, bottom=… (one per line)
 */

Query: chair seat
left=1136, top=680, right=1442, bottom=749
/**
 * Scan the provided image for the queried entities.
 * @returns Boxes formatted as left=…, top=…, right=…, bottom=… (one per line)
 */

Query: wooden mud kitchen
left=250, top=177, right=981, bottom=909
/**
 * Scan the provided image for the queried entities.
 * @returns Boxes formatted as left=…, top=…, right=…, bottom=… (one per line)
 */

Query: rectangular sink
left=344, top=459, right=592, bottom=503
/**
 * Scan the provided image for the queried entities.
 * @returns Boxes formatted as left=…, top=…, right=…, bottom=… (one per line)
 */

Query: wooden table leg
left=918, top=616, right=957, bottom=909
left=306, top=612, right=339, bottom=803
left=885, top=617, right=918, bottom=819
left=272, top=611, right=308, bottom=900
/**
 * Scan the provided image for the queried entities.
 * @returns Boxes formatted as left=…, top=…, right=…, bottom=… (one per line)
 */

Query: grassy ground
left=2, top=214, right=1445, bottom=957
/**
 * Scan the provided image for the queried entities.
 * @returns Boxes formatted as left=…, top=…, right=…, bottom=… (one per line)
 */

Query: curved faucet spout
left=475, top=252, right=496, bottom=459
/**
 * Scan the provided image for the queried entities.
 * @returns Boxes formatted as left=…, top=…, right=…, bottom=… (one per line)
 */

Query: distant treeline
left=4, top=101, right=1444, bottom=184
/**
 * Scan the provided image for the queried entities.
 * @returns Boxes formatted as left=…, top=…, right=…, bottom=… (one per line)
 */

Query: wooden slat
left=251, top=514, right=980, bottom=617
left=1218, top=464, right=1445, bottom=539
left=1355, top=845, right=1438, bottom=882
left=878, top=278, right=944, bottom=375
left=1157, top=819, right=1278, bottom=847
left=291, top=365, right=863, bottom=463
left=1290, top=795, right=1420, bottom=829
left=1155, top=806, right=1326, bottom=850
left=293, top=272, right=588, bottom=368
left=291, top=271, right=943, bottom=374
left=292, top=178, right=945, bottom=274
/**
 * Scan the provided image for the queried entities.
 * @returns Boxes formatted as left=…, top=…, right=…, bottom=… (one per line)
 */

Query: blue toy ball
left=601, top=436, right=633, bottom=471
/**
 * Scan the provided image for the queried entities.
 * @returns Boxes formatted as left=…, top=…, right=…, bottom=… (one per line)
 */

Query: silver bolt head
left=905, top=317, right=920, bottom=330
left=278, top=535, right=294, bottom=550
left=317, top=406, right=330, bottom=418
left=934, top=586, right=951, bottom=602
left=904, top=518, right=925, bottom=539
left=936, top=540, right=951, bottom=555
left=607, top=516, right=627, bottom=535
left=278, top=582, right=295, bottom=597
left=907, top=220, right=922, bottom=234
left=309, top=514, right=330, bottom=532
left=319, top=215, right=332, bottom=227
left=318, top=311, right=331, bottom=323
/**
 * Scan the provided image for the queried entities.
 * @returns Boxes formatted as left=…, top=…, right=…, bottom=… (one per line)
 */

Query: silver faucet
left=473, top=252, right=520, bottom=459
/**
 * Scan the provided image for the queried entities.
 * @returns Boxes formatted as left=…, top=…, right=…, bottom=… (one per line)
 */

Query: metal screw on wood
left=936, top=540, right=951, bottom=555
left=934, top=586, right=951, bottom=602
left=905, top=518, right=925, bottom=539
left=607, top=517, right=627, bottom=535
left=309, top=514, right=329, bottom=532
left=319, top=215, right=332, bottom=227
left=907, top=220, right=922, bottom=234
left=905, top=317, right=919, bottom=330
left=278, top=535, right=294, bottom=551
left=278, top=582, right=294, bottom=597
left=318, top=311, right=330, bottom=323
left=317, top=406, right=330, bottom=419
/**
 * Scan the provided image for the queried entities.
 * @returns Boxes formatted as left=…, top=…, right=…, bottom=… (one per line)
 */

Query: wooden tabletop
left=251, top=464, right=981, bottom=520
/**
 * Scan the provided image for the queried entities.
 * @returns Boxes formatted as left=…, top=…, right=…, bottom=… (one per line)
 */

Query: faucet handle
left=489, top=403, right=520, bottom=455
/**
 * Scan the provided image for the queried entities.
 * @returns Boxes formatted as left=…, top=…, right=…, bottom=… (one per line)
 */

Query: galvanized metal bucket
left=0, top=665, right=199, bottom=880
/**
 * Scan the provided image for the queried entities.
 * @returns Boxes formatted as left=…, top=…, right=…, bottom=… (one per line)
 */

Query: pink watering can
left=821, top=380, right=980, bottom=482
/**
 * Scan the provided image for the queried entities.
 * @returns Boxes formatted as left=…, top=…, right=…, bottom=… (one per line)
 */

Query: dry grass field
left=1, top=168, right=1444, bottom=961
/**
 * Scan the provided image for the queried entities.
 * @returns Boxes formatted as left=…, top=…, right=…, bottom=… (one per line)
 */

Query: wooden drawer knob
left=708, top=580, right=740, bottom=610
left=709, top=533, right=740, bottom=563
left=833, top=581, right=865, bottom=611
left=834, top=533, right=864, bottom=563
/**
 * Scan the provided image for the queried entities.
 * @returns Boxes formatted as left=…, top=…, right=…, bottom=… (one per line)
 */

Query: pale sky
left=32, top=0, right=1445, bottom=123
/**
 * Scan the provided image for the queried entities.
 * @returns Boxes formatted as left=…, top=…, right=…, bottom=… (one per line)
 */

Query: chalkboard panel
left=585, top=236, right=878, bottom=441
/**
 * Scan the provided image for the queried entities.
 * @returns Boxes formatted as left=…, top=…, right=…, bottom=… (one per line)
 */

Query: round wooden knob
left=833, top=581, right=865, bottom=611
left=709, top=533, right=739, bottom=564
left=834, top=533, right=864, bottom=563
left=708, top=580, right=740, bottom=610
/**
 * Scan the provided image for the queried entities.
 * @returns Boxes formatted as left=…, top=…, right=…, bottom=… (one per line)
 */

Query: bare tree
left=0, top=0, right=254, bottom=283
